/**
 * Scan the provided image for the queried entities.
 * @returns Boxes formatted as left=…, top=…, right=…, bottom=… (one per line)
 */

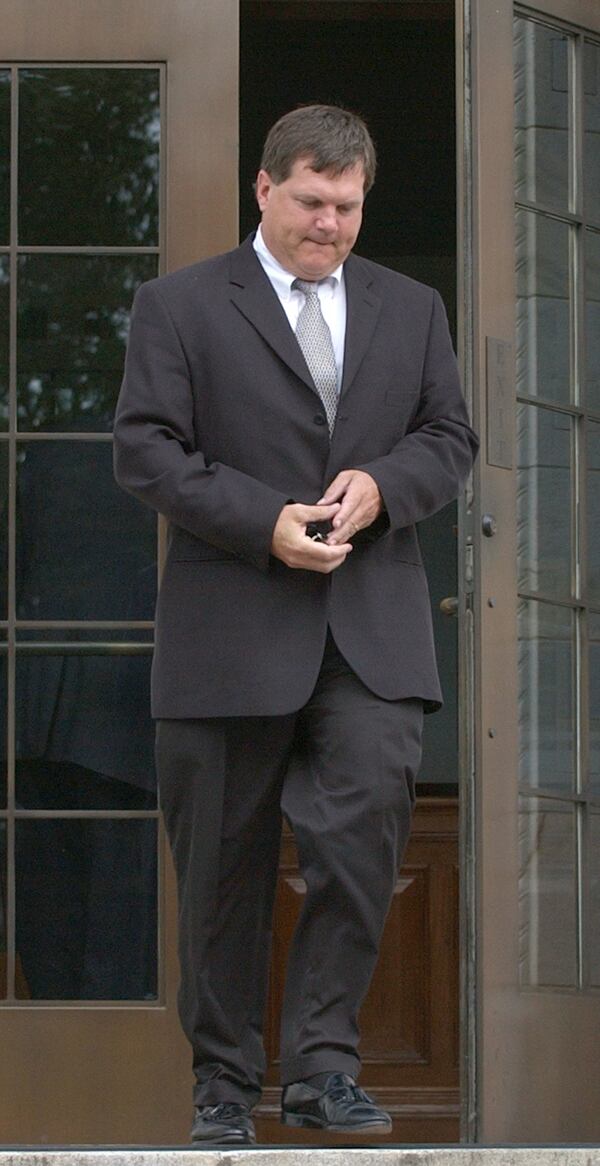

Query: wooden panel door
left=259, top=798, right=460, bottom=1145
left=0, top=0, right=238, bottom=1145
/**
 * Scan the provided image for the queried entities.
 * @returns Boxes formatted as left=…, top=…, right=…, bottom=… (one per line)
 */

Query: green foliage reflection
left=19, top=68, right=160, bottom=246
left=0, top=72, right=9, bottom=244
left=17, top=254, right=158, bottom=431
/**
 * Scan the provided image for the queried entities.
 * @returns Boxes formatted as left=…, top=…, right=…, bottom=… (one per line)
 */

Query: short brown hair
left=259, top=104, right=377, bottom=193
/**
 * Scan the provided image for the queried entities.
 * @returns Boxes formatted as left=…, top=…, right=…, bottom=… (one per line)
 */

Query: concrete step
left=1, top=1150, right=600, bottom=1165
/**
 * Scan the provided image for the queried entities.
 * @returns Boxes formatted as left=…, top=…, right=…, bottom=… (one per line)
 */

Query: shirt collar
left=253, top=225, right=343, bottom=297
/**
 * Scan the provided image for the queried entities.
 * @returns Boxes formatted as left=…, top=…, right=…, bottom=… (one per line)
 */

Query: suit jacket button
left=313, top=414, right=326, bottom=425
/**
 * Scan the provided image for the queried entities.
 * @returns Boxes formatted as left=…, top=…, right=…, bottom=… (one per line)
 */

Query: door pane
left=584, top=41, right=600, bottom=226
left=16, top=442, right=156, bottom=620
left=514, top=19, right=570, bottom=214
left=17, top=254, right=157, bottom=432
left=590, top=613, right=600, bottom=799
left=587, top=230, right=600, bottom=415
left=15, top=651, right=156, bottom=809
left=0, top=819, right=5, bottom=997
left=0, top=71, right=8, bottom=245
left=517, top=403, right=573, bottom=599
left=18, top=68, right=160, bottom=246
left=0, top=650, right=6, bottom=809
left=516, top=209, right=572, bottom=405
left=518, top=599, right=575, bottom=795
left=589, top=420, right=600, bottom=606
left=15, top=817, right=158, bottom=1000
left=0, top=442, right=7, bottom=618
left=0, top=257, right=8, bottom=429
left=591, top=810, right=600, bottom=986
left=519, top=796, right=577, bottom=987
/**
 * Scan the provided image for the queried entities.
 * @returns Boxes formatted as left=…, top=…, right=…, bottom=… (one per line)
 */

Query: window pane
left=18, top=68, right=160, bottom=246
left=514, top=20, right=570, bottom=213
left=589, top=421, right=600, bottom=607
left=0, top=258, right=8, bottom=430
left=15, top=817, right=157, bottom=1000
left=591, top=810, right=600, bottom=986
left=518, top=599, right=575, bottom=795
left=586, top=230, right=600, bottom=414
left=17, top=254, right=157, bottom=432
left=516, top=209, right=572, bottom=405
left=0, top=442, right=7, bottom=619
left=15, top=652, right=156, bottom=809
left=584, top=41, right=600, bottom=225
left=590, top=613, right=600, bottom=800
left=0, top=819, right=5, bottom=997
left=517, top=403, right=572, bottom=600
left=0, top=71, right=8, bottom=245
left=16, top=442, right=156, bottom=620
left=519, top=796, right=577, bottom=987
left=0, top=650, right=6, bottom=810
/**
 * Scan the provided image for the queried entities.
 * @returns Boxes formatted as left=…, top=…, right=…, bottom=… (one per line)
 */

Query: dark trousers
left=156, top=635, right=423, bottom=1107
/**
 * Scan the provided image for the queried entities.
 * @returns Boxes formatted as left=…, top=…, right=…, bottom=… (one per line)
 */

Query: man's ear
left=255, top=169, right=272, bottom=212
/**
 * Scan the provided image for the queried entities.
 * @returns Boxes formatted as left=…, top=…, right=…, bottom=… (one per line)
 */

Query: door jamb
left=456, top=0, right=479, bottom=1143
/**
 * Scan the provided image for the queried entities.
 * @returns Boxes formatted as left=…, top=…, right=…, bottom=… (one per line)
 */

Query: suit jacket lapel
left=340, top=254, right=382, bottom=399
left=228, top=237, right=316, bottom=395
left=228, top=239, right=383, bottom=405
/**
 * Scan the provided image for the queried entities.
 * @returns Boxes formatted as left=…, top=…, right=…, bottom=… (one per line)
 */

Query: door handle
left=482, top=514, right=497, bottom=537
left=440, top=596, right=459, bottom=617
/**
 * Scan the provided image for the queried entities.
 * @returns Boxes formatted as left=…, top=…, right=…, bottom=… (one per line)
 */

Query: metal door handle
left=482, top=514, right=497, bottom=537
left=440, top=596, right=459, bottom=617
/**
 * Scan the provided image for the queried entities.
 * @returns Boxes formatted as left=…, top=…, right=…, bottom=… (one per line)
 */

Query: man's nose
left=314, top=207, right=337, bottom=233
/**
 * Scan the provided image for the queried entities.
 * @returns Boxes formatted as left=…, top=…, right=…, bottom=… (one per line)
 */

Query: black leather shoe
left=190, top=1101, right=256, bottom=1144
left=281, top=1072, right=392, bottom=1133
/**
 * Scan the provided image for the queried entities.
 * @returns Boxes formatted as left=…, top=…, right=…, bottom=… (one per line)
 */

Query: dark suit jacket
left=113, top=236, right=478, bottom=718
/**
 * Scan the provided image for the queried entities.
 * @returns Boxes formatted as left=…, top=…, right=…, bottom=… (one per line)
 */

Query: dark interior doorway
left=239, top=7, right=461, bottom=1143
left=239, top=0, right=458, bottom=790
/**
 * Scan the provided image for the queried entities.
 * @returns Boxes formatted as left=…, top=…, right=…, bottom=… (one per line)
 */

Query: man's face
left=256, top=157, right=365, bottom=280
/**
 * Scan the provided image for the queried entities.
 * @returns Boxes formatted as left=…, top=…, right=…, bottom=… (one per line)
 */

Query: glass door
left=0, top=0, right=238, bottom=1144
left=460, top=0, right=600, bottom=1141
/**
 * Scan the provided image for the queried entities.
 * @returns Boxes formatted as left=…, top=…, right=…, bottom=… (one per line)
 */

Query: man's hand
left=318, top=470, right=383, bottom=545
left=271, top=503, right=352, bottom=573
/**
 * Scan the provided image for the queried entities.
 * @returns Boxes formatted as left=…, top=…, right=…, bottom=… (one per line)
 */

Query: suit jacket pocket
left=169, top=528, right=240, bottom=562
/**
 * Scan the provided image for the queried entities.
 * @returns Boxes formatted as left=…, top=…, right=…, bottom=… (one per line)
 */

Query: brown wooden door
left=259, top=799, right=460, bottom=1145
left=0, top=0, right=238, bottom=1144
left=462, top=0, right=600, bottom=1141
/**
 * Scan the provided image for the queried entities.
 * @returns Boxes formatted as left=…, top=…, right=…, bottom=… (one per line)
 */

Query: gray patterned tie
left=293, top=279, right=338, bottom=436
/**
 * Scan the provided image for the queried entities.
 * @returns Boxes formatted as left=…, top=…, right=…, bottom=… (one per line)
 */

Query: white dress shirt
left=253, top=224, right=347, bottom=391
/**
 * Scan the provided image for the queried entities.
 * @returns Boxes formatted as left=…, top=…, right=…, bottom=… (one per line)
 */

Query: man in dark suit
left=114, top=104, right=478, bottom=1146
